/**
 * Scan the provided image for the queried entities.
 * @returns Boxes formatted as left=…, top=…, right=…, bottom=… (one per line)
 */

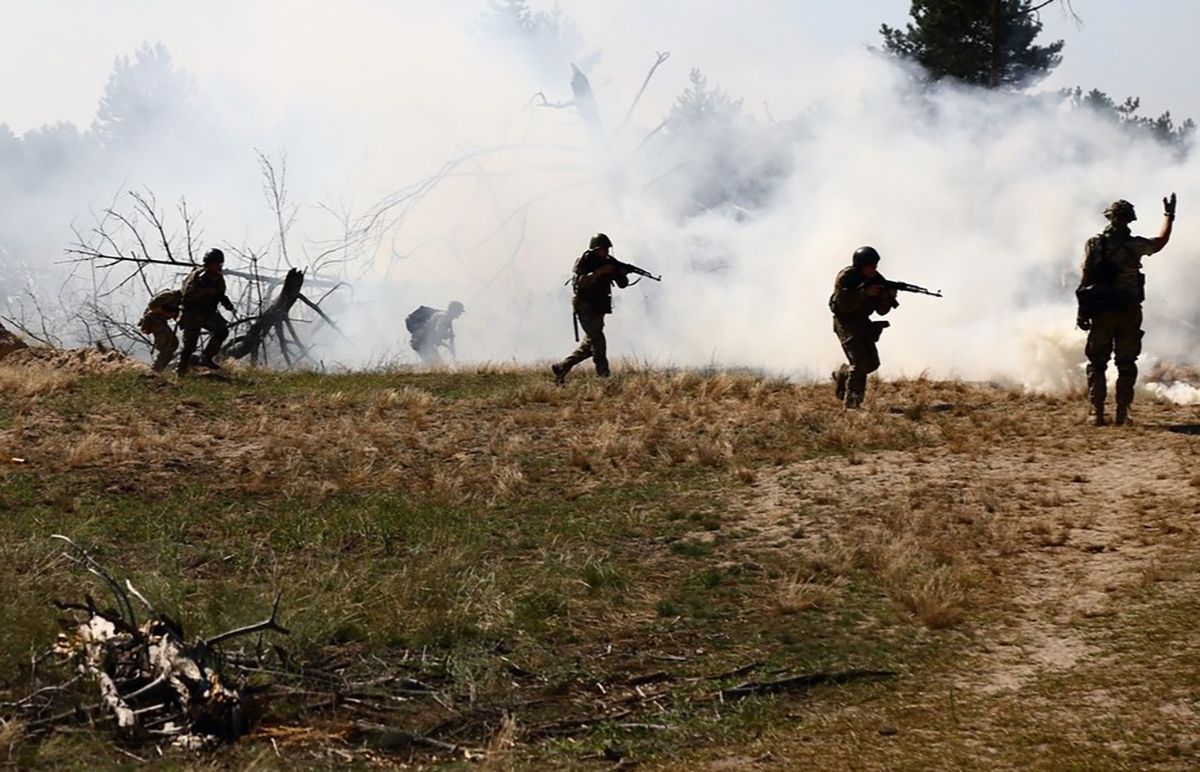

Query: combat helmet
left=447, top=300, right=465, bottom=316
left=851, top=246, right=881, bottom=269
left=1104, top=199, right=1137, bottom=223
left=202, top=248, right=225, bottom=264
left=589, top=233, right=613, bottom=250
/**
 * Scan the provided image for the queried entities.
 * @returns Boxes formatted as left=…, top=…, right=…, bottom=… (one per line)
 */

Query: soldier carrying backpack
left=406, top=301, right=464, bottom=365
left=139, top=287, right=182, bottom=372
left=1076, top=194, right=1176, bottom=426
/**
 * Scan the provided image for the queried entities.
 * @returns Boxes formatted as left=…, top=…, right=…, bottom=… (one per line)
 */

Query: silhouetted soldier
left=177, top=248, right=234, bottom=375
left=830, top=247, right=897, bottom=408
left=552, top=233, right=629, bottom=384
left=407, top=301, right=464, bottom=365
left=1076, top=194, right=1176, bottom=425
left=139, top=287, right=181, bottom=372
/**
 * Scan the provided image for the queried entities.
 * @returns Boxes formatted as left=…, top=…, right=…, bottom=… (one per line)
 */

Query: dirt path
left=712, top=400, right=1200, bottom=768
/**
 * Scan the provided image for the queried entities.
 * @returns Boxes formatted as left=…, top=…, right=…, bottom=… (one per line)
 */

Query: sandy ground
left=714, top=394, right=1200, bottom=767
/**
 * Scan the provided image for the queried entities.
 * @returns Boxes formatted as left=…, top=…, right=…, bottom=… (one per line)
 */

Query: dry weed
left=801, top=539, right=855, bottom=577
left=509, top=381, right=562, bottom=406
left=485, top=713, right=519, bottom=762
left=897, top=565, right=967, bottom=629
left=733, top=465, right=756, bottom=485
left=66, top=433, right=108, bottom=467
left=693, top=434, right=734, bottom=468
left=371, top=386, right=436, bottom=415
left=0, top=364, right=79, bottom=397
left=0, top=717, right=23, bottom=752
left=775, top=574, right=839, bottom=614
left=488, top=460, right=525, bottom=501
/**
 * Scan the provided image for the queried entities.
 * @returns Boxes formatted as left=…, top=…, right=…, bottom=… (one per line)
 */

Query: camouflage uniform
left=177, top=267, right=231, bottom=373
left=412, top=310, right=456, bottom=365
left=556, top=249, right=628, bottom=378
left=1078, top=224, right=1157, bottom=419
left=139, top=289, right=181, bottom=372
left=830, top=266, right=894, bottom=407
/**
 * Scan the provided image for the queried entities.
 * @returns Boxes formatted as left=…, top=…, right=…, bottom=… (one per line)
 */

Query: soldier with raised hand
left=830, top=246, right=897, bottom=409
left=1076, top=194, right=1176, bottom=426
left=552, top=233, right=629, bottom=384
left=138, top=287, right=181, bottom=372
left=176, top=248, right=235, bottom=375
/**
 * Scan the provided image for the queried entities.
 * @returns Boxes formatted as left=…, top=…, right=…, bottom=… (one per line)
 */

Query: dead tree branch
left=205, top=592, right=289, bottom=647
left=621, top=51, right=671, bottom=130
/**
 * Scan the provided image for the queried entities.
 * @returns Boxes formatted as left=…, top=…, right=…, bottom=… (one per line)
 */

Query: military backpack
left=405, top=306, right=438, bottom=334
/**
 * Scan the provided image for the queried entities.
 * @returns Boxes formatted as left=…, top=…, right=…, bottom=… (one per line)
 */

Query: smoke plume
left=2, top=0, right=1196, bottom=394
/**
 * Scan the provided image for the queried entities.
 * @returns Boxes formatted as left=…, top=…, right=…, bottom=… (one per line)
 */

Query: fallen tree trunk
left=222, top=268, right=309, bottom=366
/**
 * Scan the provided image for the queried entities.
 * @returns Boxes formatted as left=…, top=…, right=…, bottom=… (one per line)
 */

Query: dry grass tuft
left=733, top=465, right=756, bottom=485
left=775, top=574, right=839, bottom=614
left=0, top=364, right=79, bottom=397
left=371, top=386, right=436, bottom=414
left=693, top=435, right=734, bottom=468
left=485, top=712, right=519, bottom=761
left=897, top=566, right=967, bottom=629
left=66, top=433, right=108, bottom=467
left=510, top=381, right=562, bottom=405
left=801, top=539, right=855, bottom=578
left=0, top=717, right=23, bottom=752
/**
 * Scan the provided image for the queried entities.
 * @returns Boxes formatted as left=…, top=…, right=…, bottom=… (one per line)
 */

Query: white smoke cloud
left=2, top=1, right=1197, bottom=394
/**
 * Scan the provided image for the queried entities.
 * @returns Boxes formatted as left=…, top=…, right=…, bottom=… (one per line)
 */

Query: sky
left=0, top=1, right=1197, bottom=133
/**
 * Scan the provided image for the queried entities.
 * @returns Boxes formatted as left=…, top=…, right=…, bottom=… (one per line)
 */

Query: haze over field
left=0, top=1, right=1196, bottom=390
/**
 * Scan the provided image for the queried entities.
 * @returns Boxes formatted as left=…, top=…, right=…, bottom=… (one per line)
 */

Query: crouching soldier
left=177, top=248, right=235, bottom=375
left=406, top=301, right=465, bottom=365
left=139, top=287, right=181, bottom=372
left=830, top=246, right=897, bottom=408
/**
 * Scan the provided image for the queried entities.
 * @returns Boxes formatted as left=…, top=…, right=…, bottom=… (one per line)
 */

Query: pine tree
left=880, top=0, right=1064, bottom=88
left=92, top=43, right=196, bottom=147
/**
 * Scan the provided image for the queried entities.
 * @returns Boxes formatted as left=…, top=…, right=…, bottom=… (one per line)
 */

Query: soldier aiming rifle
left=830, top=246, right=941, bottom=408
left=552, top=232, right=660, bottom=384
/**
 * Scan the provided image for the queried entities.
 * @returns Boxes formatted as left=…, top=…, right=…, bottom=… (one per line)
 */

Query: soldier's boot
left=551, top=363, right=567, bottom=386
left=1114, top=369, right=1136, bottom=426
left=1086, top=365, right=1107, bottom=426
left=176, top=361, right=190, bottom=376
left=831, top=368, right=848, bottom=402
left=199, top=357, right=221, bottom=370
left=844, top=391, right=864, bottom=410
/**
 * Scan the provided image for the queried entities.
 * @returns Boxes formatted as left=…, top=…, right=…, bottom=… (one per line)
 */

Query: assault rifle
left=880, top=279, right=942, bottom=298
left=609, top=256, right=662, bottom=282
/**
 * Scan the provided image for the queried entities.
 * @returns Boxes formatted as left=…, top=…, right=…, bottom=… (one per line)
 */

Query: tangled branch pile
left=11, top=536, right=288, bottom=750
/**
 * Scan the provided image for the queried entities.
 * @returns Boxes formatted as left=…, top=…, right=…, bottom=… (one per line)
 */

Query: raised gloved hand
left=1076, top=314, right=1092, bottom=331
left=1164, top=192, right=1177, bottom=219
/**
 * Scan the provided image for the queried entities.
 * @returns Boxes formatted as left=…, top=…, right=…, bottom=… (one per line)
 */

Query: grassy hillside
left=0, top=359, right=1197, bottom=768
